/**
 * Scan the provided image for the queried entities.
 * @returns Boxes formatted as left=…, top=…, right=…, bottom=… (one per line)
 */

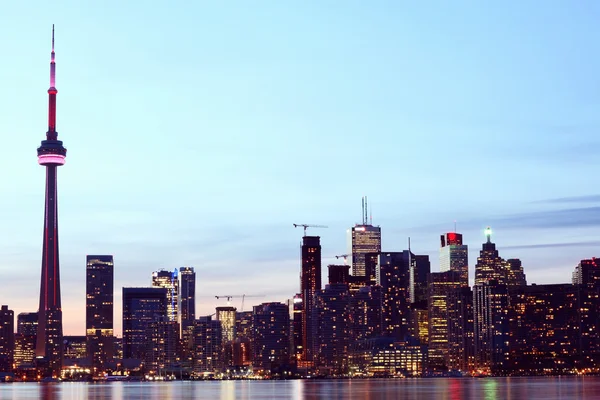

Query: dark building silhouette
left=474, top=280, right=510, bottom=373
left=122, top=287, right=167, bottom=360
left=508, top=283, right=600, bottom=374
left=179, top=267, right=196, bottom=334
left=328, top=264, right=350, bottom=285
left=36, top=26, right=67, bottom=377
left=349, top=285, right=383, bottom=341
left=378, top=252, right=412, bottom=339
left=86, top=255, right=114, bottom=373
left=63, top=335, right=87, bottom=360
left=147, top=318, right=178, bottom=373
left=290, top=294, right=303, bottom=362
left=410, top=254, right=431, bottom=304
left=0, top=305, right=14, bottom=372
left=316, top=284, right=350, bottom=373
left=427, top=271, right=461, bottom=372
left=253, top=302, right=290, bottom=371
left=505, top=258, right=526, bottom=287
left=18, top=312, right=38, bottom=336
left=440, top=232, right=468, bottom=287
left=300, top=236, right=321, bottom=362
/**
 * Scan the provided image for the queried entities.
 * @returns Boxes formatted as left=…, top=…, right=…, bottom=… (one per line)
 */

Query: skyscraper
left=316, top=284, right=350, bottom=373
left=439, top=232, right=469, bottom=287
left=152, top=269, right=179, bottom=323
left=474, top=227, right=506, bottom=285
left=36, top=26, right=67, bottom=377
left=572, top=258, right=600, bottom=286
left=122, top=287, right=167, bottom=360
left=378, top=252, right=412, bottom=339
left=253, top=302, right=290, bottom=371
left=191, top=316, right=222, bottom=373
left=348, top=226, right=381, bottom=278
left=427, top=271, right=461, bottom=372
left=505, top=258, right=526, bottom=287
left=216, top=306, right=237, bottom=342
left=0, top=305, right=14, bottom=372
left=86, top=255, right=114, bottom=373
left=179, top=267, right=196, bottom=333
left=300, top=235, right=321, bottom=362
left=15, top=312, right=38, bottom=368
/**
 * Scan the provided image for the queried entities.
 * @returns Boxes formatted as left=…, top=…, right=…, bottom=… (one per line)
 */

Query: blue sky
left=1, top=2, right=600, bottom=335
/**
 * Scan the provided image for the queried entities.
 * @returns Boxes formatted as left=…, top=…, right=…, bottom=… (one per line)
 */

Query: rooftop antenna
left=365, top=196, right=368, bottom=226
left=370, top=204, right=373, bottom=225
left=361, top=197, right=365, bottom=225
left=454, top=220, right=457, bottom=233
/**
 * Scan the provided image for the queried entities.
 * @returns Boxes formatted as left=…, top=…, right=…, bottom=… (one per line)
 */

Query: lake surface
left=1, top=377, right=600, bottom=399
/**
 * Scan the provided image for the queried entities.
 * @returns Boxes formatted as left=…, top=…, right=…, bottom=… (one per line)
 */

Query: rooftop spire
left=485, top=226, right=492, bottom=243
left=47, top=24, right=57, bottom=139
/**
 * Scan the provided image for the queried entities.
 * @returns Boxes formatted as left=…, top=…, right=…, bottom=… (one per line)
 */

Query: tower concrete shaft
left=36, top=25, right=67, bottom=377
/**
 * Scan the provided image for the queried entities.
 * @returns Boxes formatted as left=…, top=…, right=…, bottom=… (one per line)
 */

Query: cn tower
left=36, top=25, right=66, bottom=377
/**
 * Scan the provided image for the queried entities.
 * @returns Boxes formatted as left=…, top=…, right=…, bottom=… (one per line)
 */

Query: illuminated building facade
left=179, top=267, right=196, bottom=333
left=86, top=255, right=114, bottom=373
left=152, top=269, right=179, bottom=324
left=14, top=312, right=38, bottom=368
left=348, top=225, right=382, bottom=278
left=253, top=302, right=290, bottom=371
left=440, top=232, right=469, bottom=287
left=0, top=306, right=14, bottom=372
left=349, top=285, right=383, bottom=341
left=446, top=286, right=474, bottom=372
left=36, top=26, right=67, bottom=377
left=300, top=235, right=321, bottom=362
left=474, top=227, right=506, bottom=285
left=216, top=306, right=237, bottom=343
left=191, top=316, right=222, bottom=373
left=473, top=280, right=509, bottom=372
left=147, top=318, right=179, bottom=373
left=378, top=252, right=412, bottom=339
left=63, top=336, right=87, bottom=360
left=572, top=258, right=600, bottom=286
left=348, top=337, right=427, bottom=377
left=505, top=258, right=526, bottom=287
left=316, top=284, right=350, bottom=373
left=509, top=283, right=600, bottom=374
left=122, top=287, right=167, bottom=360
left=290, top=295, right=303, bottom=362
left=427, top=271, right=461, bottom=371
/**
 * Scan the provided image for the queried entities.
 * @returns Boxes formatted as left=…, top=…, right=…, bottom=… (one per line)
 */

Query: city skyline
left=2, top=2, right=600, bottom=337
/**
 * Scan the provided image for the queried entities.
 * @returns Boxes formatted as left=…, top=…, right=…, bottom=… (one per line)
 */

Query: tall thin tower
left=36, top=25, right=67, bottom=377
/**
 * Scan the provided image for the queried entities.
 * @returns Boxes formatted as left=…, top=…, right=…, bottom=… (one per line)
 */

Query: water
left=1, top=377, right=600, bottom=399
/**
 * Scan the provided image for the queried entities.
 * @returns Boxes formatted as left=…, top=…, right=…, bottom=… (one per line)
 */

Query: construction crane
left=293, top=223, right=328, bottom=236
left=215, top=294, right=264, bottom=311
left=335, top=254, right=350, bottom=265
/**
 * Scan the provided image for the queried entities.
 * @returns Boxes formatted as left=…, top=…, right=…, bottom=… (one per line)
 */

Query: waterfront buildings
left=300, top=235, right=321, bottom=362
left=122, top=287, right=167, bottom=361
left=191, top=316, right=222, bottom=374
left=0, top=306, right=14, bottom=372
left=86, top=255, right=114, bottom=373
left=316, top=284, right=350, bottom=373
left=378, top=252, right=412, bottom=339
left=253, top=302, right=290, bottom=372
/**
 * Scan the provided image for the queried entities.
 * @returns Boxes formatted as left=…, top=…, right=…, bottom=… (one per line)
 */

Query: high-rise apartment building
left=122, top=287, right=167, bottom=360
left=446, top=286, right=474, bottom=372
left=86, top=255, right=114, bottom=373
left=316, top=284, right=350, bottom=373
left=253, top=302, right=290, bottom=371
left=300, top=235, right=321, bottom=362
left=349, top=285, right=383, bottom=341
left=179, top=267, right=196, bottom=333
left=440, top=232, right=468, bottom=287
left=191, top=316, right=222, bottom=373
left=0, top=306, right=14, bottom=372
left=152, top=269, right=179, bottom=324
left=378, top=252, right=412, bottom=339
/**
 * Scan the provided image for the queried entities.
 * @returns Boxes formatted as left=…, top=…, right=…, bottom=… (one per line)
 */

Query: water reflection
left=2, top=377, right=600, bottom=399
